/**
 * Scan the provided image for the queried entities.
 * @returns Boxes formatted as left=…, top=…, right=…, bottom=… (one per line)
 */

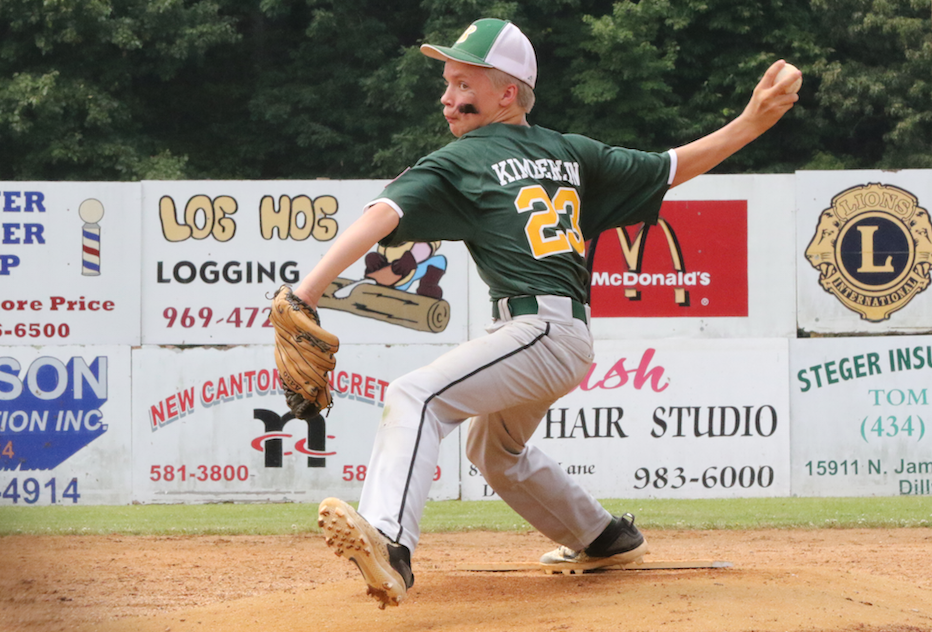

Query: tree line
left=0, top=0, right=928, bottom=181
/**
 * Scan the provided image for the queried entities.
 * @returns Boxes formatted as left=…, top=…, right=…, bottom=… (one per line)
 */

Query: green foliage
left=0, top=0, right=238, bottom=180
left=0, top=0, right=928, bottom=180
left=810, top=0, right=932, bottom=168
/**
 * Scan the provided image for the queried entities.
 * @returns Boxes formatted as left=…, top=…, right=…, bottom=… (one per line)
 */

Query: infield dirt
left=3, top=528, right=931, bottom=632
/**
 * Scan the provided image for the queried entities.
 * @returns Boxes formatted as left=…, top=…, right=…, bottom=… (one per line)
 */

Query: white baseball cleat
left=540, top=513, right=649, bottom=574
left=318, top=497, right=414, bottom=609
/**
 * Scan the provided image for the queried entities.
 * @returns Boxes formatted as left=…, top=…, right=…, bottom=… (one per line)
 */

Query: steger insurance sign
left=590, top=200, right=748, bottom=317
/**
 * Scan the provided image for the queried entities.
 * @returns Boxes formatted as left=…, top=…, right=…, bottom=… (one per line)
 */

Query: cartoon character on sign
left=319, top=242, right=450, bottom=333
left=805, top=183, right=932, bottom=321
left=363, top=241, right=446, bottom=298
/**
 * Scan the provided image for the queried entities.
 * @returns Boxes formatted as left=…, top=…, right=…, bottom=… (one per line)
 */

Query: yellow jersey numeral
left=515, top=185, right=584, bottom=259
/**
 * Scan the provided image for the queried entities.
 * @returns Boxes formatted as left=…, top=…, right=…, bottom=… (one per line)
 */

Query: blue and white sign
left=0, top=183, right=142, bottom=345
left=0, top=346, right=133, bottom=505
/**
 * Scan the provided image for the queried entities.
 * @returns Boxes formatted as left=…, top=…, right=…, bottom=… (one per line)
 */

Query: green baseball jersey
left=374, top=123, right=671, bottom=304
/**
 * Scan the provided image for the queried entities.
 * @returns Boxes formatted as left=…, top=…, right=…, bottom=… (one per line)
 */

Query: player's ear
left=499, top=82, right=519, bottom=107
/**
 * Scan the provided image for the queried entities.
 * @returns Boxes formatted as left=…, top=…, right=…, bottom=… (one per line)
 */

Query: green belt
left=492, top=296, right=588, bottom=323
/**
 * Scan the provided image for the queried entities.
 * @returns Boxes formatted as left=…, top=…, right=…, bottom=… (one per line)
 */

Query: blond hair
left=487, top=68, right=536, bottom=113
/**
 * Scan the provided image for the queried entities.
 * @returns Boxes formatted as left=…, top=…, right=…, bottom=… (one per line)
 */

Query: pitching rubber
left=318, top=497, right=407, bottom=609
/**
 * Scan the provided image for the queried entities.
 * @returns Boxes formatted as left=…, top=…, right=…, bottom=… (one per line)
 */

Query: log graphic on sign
left=319, top=277, right=450, bottom=333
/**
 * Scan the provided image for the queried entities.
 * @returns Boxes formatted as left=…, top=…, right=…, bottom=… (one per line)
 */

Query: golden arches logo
left=615, top=218, right=689, bottom=305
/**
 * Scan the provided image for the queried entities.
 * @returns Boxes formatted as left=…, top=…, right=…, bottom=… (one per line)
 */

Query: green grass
left=0, top=497, right=929, bottom=536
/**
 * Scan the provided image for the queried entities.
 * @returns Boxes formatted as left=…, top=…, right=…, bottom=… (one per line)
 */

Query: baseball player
left=298, top=18, right=799, bottom=608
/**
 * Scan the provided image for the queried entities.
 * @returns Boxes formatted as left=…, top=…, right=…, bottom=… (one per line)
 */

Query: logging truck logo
left=805, top=183, right=932, bottom=321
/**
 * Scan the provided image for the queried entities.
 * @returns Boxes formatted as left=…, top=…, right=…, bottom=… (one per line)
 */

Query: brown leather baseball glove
left=270, top=285, right=339, bottom=419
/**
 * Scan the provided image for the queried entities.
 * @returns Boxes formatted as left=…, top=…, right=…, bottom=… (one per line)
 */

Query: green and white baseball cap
left=420, top=18, right=537, bottom=89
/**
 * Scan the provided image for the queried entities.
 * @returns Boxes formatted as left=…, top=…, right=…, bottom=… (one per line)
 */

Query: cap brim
left=420, top=44, right=494, bottom=69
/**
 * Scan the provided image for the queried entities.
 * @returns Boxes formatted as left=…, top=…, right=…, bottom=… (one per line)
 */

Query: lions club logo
left=805, top=183, right=932, bottom=321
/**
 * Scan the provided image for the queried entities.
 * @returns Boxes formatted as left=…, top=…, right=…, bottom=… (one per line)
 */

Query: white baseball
left=775, top=63, right=802, bottom=94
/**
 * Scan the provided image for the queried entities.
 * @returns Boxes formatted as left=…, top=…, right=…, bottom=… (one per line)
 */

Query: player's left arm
left=294, top=202, right=400, bottom=306
left=670, top=60, right=800, bottom=188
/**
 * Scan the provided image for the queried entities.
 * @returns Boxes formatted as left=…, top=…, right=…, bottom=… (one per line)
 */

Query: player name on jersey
left=491, top=157, right=581, bottom=187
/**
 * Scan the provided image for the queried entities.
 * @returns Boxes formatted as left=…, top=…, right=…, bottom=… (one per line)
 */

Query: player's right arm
left=294, top=202, right=400, bottom=307
left=670, top=60, right=799, bottom=187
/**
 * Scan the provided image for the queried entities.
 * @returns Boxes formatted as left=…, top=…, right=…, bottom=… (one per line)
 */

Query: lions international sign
left=805, top=183, right=932, bottom=322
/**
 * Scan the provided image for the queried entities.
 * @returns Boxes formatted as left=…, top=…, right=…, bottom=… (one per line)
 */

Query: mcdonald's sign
left=589, top=200, right=748, bottom=317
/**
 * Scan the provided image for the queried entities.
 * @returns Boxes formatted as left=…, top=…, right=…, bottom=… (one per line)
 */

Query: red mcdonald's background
left=590, top=200, right=748, bottom=318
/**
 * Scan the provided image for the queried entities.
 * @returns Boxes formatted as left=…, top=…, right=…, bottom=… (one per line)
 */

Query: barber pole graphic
left=79, top=198, right=104, bottom=276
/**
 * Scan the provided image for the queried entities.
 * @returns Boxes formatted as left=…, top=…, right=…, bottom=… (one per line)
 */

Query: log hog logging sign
left=156, top=192, right=450, bottom=333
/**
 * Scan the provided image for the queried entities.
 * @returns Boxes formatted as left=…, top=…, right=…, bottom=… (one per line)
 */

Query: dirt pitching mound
left=4, top=529, right=931, bottom=632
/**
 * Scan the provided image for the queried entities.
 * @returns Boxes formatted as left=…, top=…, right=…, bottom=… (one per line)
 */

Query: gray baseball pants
left=357, top=295, right=613, bottom=553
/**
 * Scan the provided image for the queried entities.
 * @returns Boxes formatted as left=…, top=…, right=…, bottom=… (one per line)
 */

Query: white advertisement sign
left=790, top=335, right=932, bottom=496
left=0, top=183, right=142, bottom=345
left=796, top=170, right=932, bottom=334
left=140, top=181, right=470, bottom=345
left=583, top=174, right=797, bottom=341
left=462, top=338, right=791, bottom=500
left=0, top=345, right=133, bottom=505
left=132, top=344, right=459, bottom=503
